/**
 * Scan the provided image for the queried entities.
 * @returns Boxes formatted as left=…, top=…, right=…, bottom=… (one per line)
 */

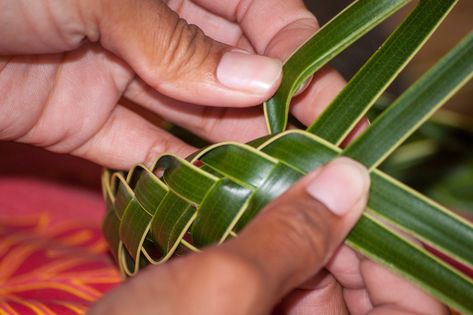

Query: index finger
left=192, top=0, right=347, bottom=128
left=191, top=0, right=318, bottom=59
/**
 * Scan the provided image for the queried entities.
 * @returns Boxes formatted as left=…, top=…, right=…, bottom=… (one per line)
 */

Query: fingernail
left=306, top=157, right=369, bottom=216
left=216, top=51, right=282, bottom=94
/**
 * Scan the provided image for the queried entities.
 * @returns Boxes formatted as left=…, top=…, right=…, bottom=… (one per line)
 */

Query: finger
left=125, top=68, right=362, bottom=145
left=189, top=0, right=316, bottom=57
left=344, top=288, right=373, bottom=315
left=326, top=246, right=374, bottom=315
left=0, top=0, right=282, bottom=106
left=340, top=118, right=371, bottom=147
left=188, top=0, right=351, bottom=135
left=87, top=0, right=282, bottom=107
left=361, top=259, right=449, bottom=315
left=326, top=245, right=365, bottom=290
left=0, top=0, right=91, bottom=53
left=166, top=0, right=249, bottom=49
left=72, top=106, right=195, bottom=169
left=276, top=272, right=349, bottom=315
left=165, top=1, right=256, bottom=52
left=213, top=157, right=370, bottom=314
left=0, top=43, right=136, bottom=150
left=124, top=79, right=269, bottom=143
left=234, top=0, right=341, bottom=124
left=290, top=67, right=369, bottom=145
left=278, top=246, right=367, bottom=315
left=185, top=1, right=320, bottom=103
left=125, top=79, right=306, bottom=144
left=290, top=66, right=347, bottom=126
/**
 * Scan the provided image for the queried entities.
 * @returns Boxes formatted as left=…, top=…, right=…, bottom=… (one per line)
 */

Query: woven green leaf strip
left=103, top=130, right=473, bottom=312
left=102, top=0, right=473, bottom=313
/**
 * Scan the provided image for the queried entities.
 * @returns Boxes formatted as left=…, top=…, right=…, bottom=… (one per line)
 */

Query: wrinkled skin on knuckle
left=9, top=0, right=89, bottom=53
left=157, top=11, right=223, bottom=84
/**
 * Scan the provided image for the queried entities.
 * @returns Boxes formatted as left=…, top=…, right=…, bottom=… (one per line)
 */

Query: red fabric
left=0, top=143, right=121, bottom=314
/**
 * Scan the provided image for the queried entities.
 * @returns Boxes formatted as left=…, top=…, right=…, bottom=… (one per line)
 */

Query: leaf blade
left=307, top=0, right=456, bottom=143
left=264, top=0, right=410, bottom=134
left=343, top=30, right=473, bottom=169
left=349, top=214, right=473, bottom=315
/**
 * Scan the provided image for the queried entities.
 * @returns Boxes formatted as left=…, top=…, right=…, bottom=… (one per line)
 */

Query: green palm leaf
left=264, top=0, right=410, bottom=134
left=307, top=0, right=455, bottom=144
left=102, top=0, right=473, bottom=313
left=343, top=30, right=473, bottom=169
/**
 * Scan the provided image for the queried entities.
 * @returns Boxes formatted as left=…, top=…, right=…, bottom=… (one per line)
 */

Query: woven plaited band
left=102, top=130, right=470, bottom=277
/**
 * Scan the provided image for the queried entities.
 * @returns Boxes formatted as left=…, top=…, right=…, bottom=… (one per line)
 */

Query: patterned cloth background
left=0, top=143, right=121, bottom=314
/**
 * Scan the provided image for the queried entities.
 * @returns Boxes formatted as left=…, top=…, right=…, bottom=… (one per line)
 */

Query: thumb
left=219, top=157, right=370, bottom=313
left=88, top=0, right=282, bottom=107
left=88, top=157, right=369, bottom=315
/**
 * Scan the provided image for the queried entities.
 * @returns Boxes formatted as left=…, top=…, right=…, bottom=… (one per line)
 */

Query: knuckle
left=145, top=135, right=176, bottom=165
left=45, top=1, right=88, bottom=50
left=265, top=198, right=333, bottom=266
left=299, top=14, right=319, bottom=32
left=265, top=15, right=319, bottom=58
left=160, top=16, right=212, bottom=80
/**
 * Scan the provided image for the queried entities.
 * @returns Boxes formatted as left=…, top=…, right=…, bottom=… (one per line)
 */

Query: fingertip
left=216, top=50, right=282, bottom=96
left=305, top=157, right=370, bottom=216
left=291, top=67, right=347, bottom=126
left=341, top=118, right=370, bottom=147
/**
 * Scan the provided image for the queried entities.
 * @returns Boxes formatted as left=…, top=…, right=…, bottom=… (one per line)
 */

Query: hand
left=0, top=0, right=350, bottom=169
left=89, top=158, right=448, bottom=315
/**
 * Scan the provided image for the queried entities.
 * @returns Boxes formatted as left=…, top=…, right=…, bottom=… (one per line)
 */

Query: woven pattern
left=102, top=131, right=323, bottom=276
left=101, top=130, right=467, bottom=277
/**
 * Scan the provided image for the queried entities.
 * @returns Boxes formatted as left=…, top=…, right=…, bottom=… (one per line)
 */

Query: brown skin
left=0, top=1, right=448, bottom=314
left=89, top=161, right=447, bottom=315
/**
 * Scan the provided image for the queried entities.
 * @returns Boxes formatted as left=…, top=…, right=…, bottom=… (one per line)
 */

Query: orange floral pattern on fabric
left=0, top=178, right=122, bottom=315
